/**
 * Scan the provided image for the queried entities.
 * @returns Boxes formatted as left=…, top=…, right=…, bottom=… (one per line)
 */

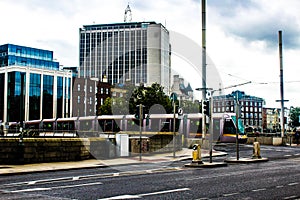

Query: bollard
left=192, top=144, right=203, bottom=164
left=252, top=142, right=261, bottom=159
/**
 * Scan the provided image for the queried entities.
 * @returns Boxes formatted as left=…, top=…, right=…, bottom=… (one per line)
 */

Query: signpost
left=170, top=93, right=177, bottom=158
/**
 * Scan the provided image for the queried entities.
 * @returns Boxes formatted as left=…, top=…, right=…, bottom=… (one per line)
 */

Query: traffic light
left=203, top=100, right=210, bottom=116
left=146, top=114, right=150, bottom=126
left=135, top=106, right=140, bottom=120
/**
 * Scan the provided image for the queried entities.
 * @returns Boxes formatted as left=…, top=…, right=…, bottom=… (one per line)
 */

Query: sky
left=1, top=0, right=300, bottom=109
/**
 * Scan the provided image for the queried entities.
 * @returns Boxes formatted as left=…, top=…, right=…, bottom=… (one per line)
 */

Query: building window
left=106, top=88, right=109, bottom=94
left=101, top=88, right=103, bottom=94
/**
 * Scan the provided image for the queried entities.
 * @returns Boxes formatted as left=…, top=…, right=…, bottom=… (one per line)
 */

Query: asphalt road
left=1, top=144, right=300, bottom=200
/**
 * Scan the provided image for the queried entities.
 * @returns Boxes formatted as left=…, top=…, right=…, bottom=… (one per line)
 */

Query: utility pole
left=277, top=30, right=288, bottom=138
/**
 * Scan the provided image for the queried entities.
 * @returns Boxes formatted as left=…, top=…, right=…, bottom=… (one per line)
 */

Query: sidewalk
left=0, top=148, right=227, bottom=175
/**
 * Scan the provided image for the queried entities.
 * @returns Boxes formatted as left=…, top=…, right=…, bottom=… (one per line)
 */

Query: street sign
left=178, top=108, right=183, bottom=116
left=170, top=92, right=177, bottom=101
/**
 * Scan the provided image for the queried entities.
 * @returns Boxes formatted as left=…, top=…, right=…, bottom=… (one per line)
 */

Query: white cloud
left=0, top=0, right=300, bottom=108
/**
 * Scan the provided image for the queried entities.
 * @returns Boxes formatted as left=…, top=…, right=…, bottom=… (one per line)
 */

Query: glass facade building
left=0, top=44, right=59, bottom=70
left=79, top=21, right=171, bottom=93
left=0, top=44, right=72, bottom=123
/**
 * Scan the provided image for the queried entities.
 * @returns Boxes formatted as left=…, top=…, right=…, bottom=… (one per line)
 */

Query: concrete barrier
left=247, top=137, right=284, bottom=145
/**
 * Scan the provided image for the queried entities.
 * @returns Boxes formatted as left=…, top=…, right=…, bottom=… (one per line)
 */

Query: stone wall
left=0, top=138, right=114, bottom=164
left=0, top=134, right=181, bottom=164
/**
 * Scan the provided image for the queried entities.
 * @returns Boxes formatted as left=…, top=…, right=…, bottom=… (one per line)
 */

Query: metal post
left=235, top=92, right=240, bottom=161
left=209, top=93, right=213, bottom=163
left=139, top=104, right=142, bottom=161
left=20, top=72, right=25, bottom=129
left=173, top=99, right=176, bottom=158
left=278, top=30, right=285, bottom=138
left=202, top=0, right=207, bottom=139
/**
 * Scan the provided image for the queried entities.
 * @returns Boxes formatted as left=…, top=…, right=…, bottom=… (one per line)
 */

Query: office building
left=0, top=44, right=73, bottom=123
left=213, top=91, right=265, bottom=129
left=72, top=77, right=98, bottom=117
left=79, top=21, right=171, bottom=92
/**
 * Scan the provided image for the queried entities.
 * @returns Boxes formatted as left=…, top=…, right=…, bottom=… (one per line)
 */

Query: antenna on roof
left=124, top=3, right=132, bottom=22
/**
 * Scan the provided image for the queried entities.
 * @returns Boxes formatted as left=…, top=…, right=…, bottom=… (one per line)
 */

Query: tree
left=129, top=83, right=173, bottom=115
left=98, top=83, right=175, bottom=115
left=289, top=107, right=300, bottom=129
left=97, top=97, right=112, bottom=115
left=181, top=100, right=200, bottom=113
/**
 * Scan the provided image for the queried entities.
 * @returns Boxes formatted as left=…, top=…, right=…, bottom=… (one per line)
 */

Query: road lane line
left=284, top=196, right=297, bottom=200
left=288, top=182, right=299, bottom=186
left=98, top=188, right=190, bottom=200
left=10, top=188, right=51, bottom=193
left=223, top=192, right=239, bottom=197
left=139, top=187, right=190, bottom=197
left=28, top=181, right=37, bottom=185
left=252, top=188, right=266, bottom=192
left=72, top=176, right=80, bottom=180
left=51, top=182, right=103, bottom=189
left=9, top=182, right=103, bottom=193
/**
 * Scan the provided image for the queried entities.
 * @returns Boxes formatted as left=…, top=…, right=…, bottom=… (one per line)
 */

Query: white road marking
left=284, top=196, right=297, bottom=200
left=223, top=192, right=239, bottom=197
left=72, top=176, right=80, bottom=180
left=276, top=185, right=284, bottom=188
left=288, top=182, right=299, bottom=186
left=98, top=188, right=190, bottom=200
left=252, top=188, right=266, bottom=192
left=284, top=155, right=292, bottom=157
left=9, top=182, right=103, bottom=193
left=10, top=188, right=51, bottom=193
left=52, top=182, right=103, bottom=189
left=28, top=181, right=37, bottom=185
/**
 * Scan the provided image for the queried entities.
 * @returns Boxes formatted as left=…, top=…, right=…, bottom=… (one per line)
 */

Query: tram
left=18, top=112, right=247, bottom=143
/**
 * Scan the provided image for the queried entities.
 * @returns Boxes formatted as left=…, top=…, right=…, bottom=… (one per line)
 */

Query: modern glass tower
left=0, top=44, right=73, bottom=123
left=79, top=21, right=171, bottom=93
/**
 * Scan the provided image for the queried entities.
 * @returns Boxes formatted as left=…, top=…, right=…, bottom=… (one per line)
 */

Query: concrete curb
left=225, top=157, right=269, bottom=163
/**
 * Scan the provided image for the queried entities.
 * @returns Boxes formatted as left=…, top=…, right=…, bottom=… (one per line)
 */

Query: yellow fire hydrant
left=192, top=144, right=203, bottom=164
left=252, top=141, right=261, bottom=159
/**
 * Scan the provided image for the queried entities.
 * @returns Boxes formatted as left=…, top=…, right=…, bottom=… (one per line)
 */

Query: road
left=1, top=144, right=300, bottom=200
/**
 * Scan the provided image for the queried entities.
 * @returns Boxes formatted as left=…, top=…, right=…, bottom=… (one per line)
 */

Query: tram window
left=190, top=119, right=202, bottom=133
left=223, top=119, right=236, bottom=134
left=150, top=119, right=160, bottom=131
left=161, top=121, right=170, bottom=132
left=213, top=119, right=221, bottom=141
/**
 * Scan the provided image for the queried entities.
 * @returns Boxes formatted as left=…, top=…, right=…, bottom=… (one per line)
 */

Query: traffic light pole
left=139, top=103, right=142, bottom=161
left=173, top=99, right=176, bottom=158
left=208, top=95, right=213, bottom=163
left=235, top=95, right=240, bottom=161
